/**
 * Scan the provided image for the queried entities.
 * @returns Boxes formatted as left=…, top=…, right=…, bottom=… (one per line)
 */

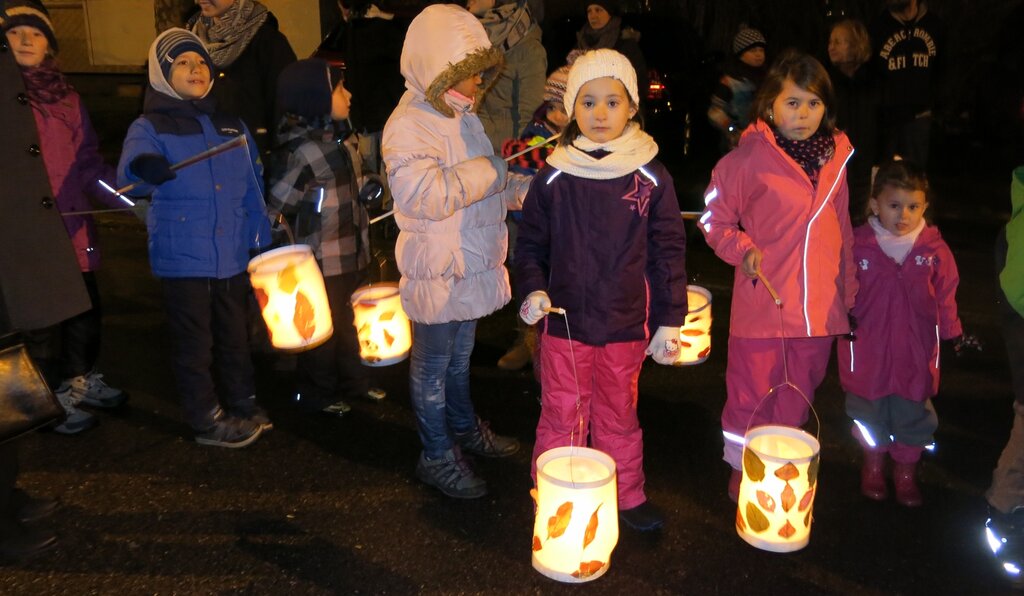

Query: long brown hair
left=750, top=49, right=836, bottom=135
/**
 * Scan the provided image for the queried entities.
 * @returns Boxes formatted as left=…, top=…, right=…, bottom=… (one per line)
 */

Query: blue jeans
left=409, top=320, right=479, bottom=459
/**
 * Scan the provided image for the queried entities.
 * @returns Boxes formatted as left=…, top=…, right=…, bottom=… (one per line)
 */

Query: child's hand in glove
left=519, top=291, right=550, bottom=325
left=129, top=154, right=176, bottom=186
left=646, top=326, right=681, bottom=365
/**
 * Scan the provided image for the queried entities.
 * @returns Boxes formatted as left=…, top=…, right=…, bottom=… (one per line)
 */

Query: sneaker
left=232, top=398, right=273, bottom=431
left=455, top=418, right=520, bottom=458
left=52, top=387, right=97, bottom=435
left=415, top=448, right=488, bottom=499
left=66, top=370, right=127, bottom=408
left=321, top=400, right=352, bottom=417
left=365, top=387, right=387, bottom=401
left=986, top=506, right=1024, bottom=588
left=620, top=501, right=665, bottom=532
left=194, top=416, right=263, bottom=448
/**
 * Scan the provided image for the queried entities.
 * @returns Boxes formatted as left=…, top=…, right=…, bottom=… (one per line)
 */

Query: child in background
left=708, top=26, right=767, bottom=153
left=700, top=51, right=857, bottom=501
left=267, top=58, right=385, bottom=418
left=382, top=5, right=531, bottom=499
left=838, top=159, right=962, bottom=507
left=496, top=63, right=570, bottom=372
left=516, top=48, right=689, bottom=531
left=117, top=28, right=272, bottom=448
left=2, top=0, right=127, bottom=435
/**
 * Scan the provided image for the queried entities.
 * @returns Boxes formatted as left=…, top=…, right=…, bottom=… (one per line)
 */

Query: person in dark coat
left=827, top=18, right=880, bottom=218
left=575, top=1, right=647, bottom=108
left=0, top=0, right=92, bottom=562
left=188, top=0, right=297, bottom=156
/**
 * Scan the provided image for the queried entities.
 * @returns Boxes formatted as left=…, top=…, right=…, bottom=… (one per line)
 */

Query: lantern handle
left=744, top=381, right=821, bottom=442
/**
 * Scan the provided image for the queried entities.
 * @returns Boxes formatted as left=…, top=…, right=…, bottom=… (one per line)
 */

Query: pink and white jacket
left=838, top=224, right=962, bottom=401
left=700, top=120, right=857, bottom=338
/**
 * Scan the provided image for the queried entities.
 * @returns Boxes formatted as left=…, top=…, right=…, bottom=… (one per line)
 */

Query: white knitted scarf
left=545, top=123, right=658, bottom=180
left=869, top=215, right=925, bottom=265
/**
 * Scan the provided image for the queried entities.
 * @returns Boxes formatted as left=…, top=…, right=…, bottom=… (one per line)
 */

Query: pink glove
left=646, top=326, right=681, bottom=365
left=519, top=291, right=550, bottom=325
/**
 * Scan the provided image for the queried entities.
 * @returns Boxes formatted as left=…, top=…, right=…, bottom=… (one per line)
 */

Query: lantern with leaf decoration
left=350, top=283, right=412, bottom=366
left=532, top=447, right=619, bottom=582
left=248, top=245, right=333, bottom=351
left=674, top=285, right=712, bottom=365
left=736, top=425, right=820, bottom=552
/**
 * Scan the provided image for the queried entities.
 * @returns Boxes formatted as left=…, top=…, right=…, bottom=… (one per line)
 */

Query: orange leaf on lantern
left=698, top=346, right=711, bottom=359
left=775, top=462, right=800, bottom=481
left=358, top=323, right=371, bottom=340
left=546, top=501, right=573, bottom=540
left=798, top=487, right=814, bottom=512
left=680, top=340, right=692, bottom=348
left=529, top=488, right=538, bottom=504
left=804, top=509, right=812, bottom=528
left=254, top=287, right=269, bottom=311
left=378, top=310, right=396, bottom=322
left=778, top=520, right=796, bottom=538
left=735, top=508, right=746, bottom=532
left=807, top=455, right=820, bottom=487
left=383, top=329, right=395, bottom=347
left=781, top=483, right=796, bottom=512
left=293, top=291, right=316, bottom=340
left=681, top=329, right=704, bottom=336
left=743, top=448, right=766, bottom=481
left=745, top=502, right=770, bottom=533
left=571, top=561, right=605, bottom=579
left=532, top=535, right=542, bottom=552
left=278, top=264, right=299, bottom=293
left=583, top=503, right=602, bottom=550
left=756, top=490, right=776, bottom=513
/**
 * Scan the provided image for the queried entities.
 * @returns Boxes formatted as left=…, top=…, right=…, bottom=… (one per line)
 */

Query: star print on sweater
left=622, top=172, right=654, bottom=217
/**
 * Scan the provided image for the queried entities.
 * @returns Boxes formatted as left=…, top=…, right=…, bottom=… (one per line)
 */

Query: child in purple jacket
left=838, top=159, right=963, bottom=507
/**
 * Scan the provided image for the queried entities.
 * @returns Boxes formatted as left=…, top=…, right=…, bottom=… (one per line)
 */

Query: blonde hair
left=830, top=19, right=872, bottom=67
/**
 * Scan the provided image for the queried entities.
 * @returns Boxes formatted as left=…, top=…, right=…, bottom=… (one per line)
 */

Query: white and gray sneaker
left=65, top=371, right=126, bottom=408
left=53, top=386, right=97, bottom=435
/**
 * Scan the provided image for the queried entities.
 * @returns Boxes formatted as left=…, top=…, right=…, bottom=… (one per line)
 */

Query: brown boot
left=860, top=448, right=888, bottom=501
left=892, top=460, right=923, bottom=507
left=497, top=322, right=534, bottom=371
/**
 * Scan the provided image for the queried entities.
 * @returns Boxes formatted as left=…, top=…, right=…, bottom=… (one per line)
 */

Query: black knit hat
left=277, top=58, right=344, bottom=121
left=733, top=27, right=766, bottom=56
left=586, top=1, right=620, bottom=17
left=1, top=0, right=58, bottom=53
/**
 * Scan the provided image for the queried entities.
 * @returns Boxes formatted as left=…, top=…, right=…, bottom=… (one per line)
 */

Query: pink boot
left=728, top=468, right=742, bottom=503
left=860, top=448, right=888, bottom=501
left=892, top=460, right=922, bottom=507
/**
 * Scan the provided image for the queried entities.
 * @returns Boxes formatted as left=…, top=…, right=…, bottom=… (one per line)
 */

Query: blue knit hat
left=154, top=28, right=213, bottom=82
left=277, top=58, right=345, bottom=120
left=1, top=0, right=58, bottom=52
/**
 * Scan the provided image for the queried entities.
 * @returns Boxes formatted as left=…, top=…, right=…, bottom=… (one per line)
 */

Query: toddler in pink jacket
left=700, top=51, right=857, bottom=501
left=838, top=159, right=962, bottom=507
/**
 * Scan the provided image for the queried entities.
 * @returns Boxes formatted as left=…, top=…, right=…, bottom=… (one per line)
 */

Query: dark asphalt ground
left=2, top=79, right=1022, bottom=593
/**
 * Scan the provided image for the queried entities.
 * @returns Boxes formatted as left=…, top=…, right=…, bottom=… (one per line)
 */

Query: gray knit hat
left=732, top=27, right=766, bottom=56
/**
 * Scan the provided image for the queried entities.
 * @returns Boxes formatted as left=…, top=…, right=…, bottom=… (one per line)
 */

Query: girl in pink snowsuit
left=700, top=51, right=857, bottom=501
left=838, top=159, right=962, bottom=507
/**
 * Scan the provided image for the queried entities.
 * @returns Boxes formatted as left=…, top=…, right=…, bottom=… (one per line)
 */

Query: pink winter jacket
left=700, top=121, right=857, bottom=338
left=32, top=91, right=119, bottom=272
left=838, top=224, right=962, bottom=401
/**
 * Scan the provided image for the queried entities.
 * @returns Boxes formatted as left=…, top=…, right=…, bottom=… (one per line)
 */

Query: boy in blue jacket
left=117, top=28, right=272, bottom=448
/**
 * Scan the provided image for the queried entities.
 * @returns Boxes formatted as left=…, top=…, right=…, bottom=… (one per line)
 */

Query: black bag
left=0, top=341, right=64, bottom=444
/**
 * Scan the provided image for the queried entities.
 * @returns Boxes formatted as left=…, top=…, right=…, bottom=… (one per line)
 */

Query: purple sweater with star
left=514, top=159, right=688, bottom=346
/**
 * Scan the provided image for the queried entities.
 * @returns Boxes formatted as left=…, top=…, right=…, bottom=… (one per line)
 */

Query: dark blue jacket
left=117, top=91, right=271, bottom=279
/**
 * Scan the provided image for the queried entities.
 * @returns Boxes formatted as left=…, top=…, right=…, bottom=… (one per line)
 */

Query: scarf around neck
left=20, top=57, right=72, bottom=105
left=546, top=122, right=658, bottom=180
left=577, top=15, right=621, bottom=51
left=191, top=0, right=270, bottom=68
left=773, top=128, right=835, bottom=187
left=869, top=215, right=925, bottom=265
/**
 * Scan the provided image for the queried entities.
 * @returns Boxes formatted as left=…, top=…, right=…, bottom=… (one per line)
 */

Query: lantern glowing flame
left=736, top=425, right=820, bottom=552
left=674, top=285, right=712, bottom=365
left=350, top=283, right=412, bottom=366
left=532, top=447, right=619, bottom=583
left=248, top=245, right=333, bottom=352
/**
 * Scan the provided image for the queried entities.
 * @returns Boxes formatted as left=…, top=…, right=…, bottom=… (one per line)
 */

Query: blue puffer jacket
left=118, top=91, right=270, bottom=279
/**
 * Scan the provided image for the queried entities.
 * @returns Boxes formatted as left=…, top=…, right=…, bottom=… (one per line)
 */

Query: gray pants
left=846, top=392, right=938, bottom=463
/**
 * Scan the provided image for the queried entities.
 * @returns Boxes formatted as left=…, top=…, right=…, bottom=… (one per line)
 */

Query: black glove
left=952, top=333, right=982, bottom=356
left=358, top=175, right=385, bottom=208
left=129, top=154, right=176, bottom=186
left=844, top=313, right=858, bottom=341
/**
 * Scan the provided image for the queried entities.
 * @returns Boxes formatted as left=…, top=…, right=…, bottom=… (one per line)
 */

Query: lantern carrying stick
left=369, top=134, right=563, bottom=226
left=756, top=271, right=782, bottom=306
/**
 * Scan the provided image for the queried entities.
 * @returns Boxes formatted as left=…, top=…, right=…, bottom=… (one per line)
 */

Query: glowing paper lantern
left=350, top=283, right=412, bottom=366
left=674, top=285, right=712, bottom=365
left=736, top=425, right=820, bottom=552
left=532, top=447, right=619, bottom=583
left=248, top=245, right=333, bottom=351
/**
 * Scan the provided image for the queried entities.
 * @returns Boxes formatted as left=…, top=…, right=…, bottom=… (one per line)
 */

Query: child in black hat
left=708, top=26, right=767, bottom=152
left=267, top=58, right=386, bottom=418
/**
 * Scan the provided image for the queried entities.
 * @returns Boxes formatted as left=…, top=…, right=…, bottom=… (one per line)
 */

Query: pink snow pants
left=532, top=333, right=649, bottom=510
left=721, top=335, right=834, bottom=469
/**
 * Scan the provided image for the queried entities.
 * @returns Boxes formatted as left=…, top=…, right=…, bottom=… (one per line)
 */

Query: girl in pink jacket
left=838, top=159, right=962, bottom=507
left=700, top=51, right=857, bottom=501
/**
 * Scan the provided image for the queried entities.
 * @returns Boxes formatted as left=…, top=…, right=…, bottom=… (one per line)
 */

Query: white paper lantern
left=674, top=285, right=712, bottom=365
left=532, top=447, right=619, bottom=583
left=350, top=283, right=412, bottom=366
left=736, top=425, right=820, bottom=552
left=248, top=245, right=333, bottom=352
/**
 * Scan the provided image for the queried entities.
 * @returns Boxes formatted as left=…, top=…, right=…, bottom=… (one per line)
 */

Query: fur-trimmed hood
left=399, top=3, right=502, bottom=117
